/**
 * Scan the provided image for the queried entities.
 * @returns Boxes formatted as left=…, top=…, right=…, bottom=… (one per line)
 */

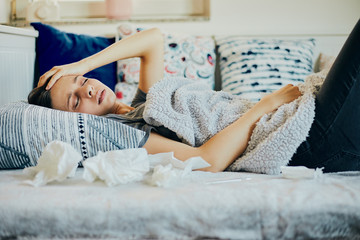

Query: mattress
left=0, top=169, right=359, bottom=239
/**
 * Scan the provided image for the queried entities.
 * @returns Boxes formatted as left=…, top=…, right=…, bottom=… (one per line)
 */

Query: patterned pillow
left=215, top=37, right=315, bottom=102
left=0, top=102, right=147, bottom=169
left=318, top=53, right=335, bottom=72
left=115, top=82, right=138, bottom=105
left=115, top=23, right=216, bottom=105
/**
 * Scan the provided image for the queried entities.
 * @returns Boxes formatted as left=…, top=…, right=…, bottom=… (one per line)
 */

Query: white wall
left=51, top=0, right=359, bottom=37
left=11, top=0, right=359, bottom=56
left=0, top=0, right=11, bottom=23
left=45, top=0, right=358, bottom=57
left=2, top=0, right=358, bottom=35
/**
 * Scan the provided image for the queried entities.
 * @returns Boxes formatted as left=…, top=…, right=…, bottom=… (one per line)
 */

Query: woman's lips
left=97, top=89, right=106, bottom=104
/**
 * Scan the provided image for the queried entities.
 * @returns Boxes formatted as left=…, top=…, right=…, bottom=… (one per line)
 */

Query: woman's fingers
left=46, top=71, right=64, bottom=90
left=283, top=84, right=302, bottom=102
left=38, top=66, right=69, bottom=90
left=37, top=62, right=89, bottom=90
left=263, top=84, right=302, bottom=111
left=38, top=68, right=57, bottom=87
left=38, top=66, right=62, bottom=89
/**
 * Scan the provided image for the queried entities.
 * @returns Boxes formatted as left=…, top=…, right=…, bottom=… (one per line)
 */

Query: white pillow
left=216, top=37, right=316, bottom=102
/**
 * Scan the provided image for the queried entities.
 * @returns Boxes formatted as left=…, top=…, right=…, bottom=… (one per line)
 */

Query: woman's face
left=50, top=75, right=117, bottom=115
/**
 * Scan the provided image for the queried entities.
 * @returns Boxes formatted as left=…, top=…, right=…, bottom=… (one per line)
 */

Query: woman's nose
left=83, top=85, right=94, bottom=98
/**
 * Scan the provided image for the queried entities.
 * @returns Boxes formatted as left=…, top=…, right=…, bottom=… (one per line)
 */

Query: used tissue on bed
left=24, top=140, right=210, bottom=187
left=281, top=166, right=323, bottom=179
left=147, top=152, right=210, bottom=187
left=23, top=141, right=82, bottom=187
left=83, top=151, right=210, bottom=187
left=83, top=149, right=150, bottom=186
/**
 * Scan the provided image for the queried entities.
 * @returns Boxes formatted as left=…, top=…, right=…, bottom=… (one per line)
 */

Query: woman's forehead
left=50, top=75, right=80, bottom=110
left=60, top=75, right=81, bottom=82
left=52, top=75, right=81, bottom=89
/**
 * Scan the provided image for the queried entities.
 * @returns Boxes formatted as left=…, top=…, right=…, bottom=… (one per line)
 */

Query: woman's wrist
left=79, top=58, right=93, bottom=74
left=256, top=97, right=277, bottom=115
left=239, top=101, right=270, bottom=128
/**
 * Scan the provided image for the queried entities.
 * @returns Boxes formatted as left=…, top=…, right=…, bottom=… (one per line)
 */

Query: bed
left=1, top=20, right=360, bottom=239
left=1, top=169, right=360, bottom=239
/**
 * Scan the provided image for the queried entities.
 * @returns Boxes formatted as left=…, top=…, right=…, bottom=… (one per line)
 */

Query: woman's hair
left=27, top=78, right=53, bottom=108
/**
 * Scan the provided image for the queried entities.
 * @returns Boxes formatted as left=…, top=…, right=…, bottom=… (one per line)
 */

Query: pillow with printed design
left=0, top=101, right=147, bottom=169
left=317, top=53, right=335, bottom=72
left=215, top=37, right=316, bottom=102
left=115, top=23, right=216, bottom=105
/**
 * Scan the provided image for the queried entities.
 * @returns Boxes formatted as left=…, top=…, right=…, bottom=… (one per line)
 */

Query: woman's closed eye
left=74, top=96, right=80, bottom=109
left=73, top=78, right=88, bottom=110
left=82, top=78, right=88, bottom=86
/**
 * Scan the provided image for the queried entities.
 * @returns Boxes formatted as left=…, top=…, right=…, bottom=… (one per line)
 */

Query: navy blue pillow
left=31, top=22, right=117, bottom=90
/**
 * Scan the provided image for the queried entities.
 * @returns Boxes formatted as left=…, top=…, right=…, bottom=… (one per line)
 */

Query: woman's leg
left=289, top=19, right=360, bottom=172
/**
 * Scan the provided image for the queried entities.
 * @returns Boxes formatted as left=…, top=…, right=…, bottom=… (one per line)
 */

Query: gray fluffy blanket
left=143, top=72, right=326, bottom=174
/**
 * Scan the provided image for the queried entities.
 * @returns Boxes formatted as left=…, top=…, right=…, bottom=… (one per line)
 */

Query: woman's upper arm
left=138, top=28, right=164, bottom=93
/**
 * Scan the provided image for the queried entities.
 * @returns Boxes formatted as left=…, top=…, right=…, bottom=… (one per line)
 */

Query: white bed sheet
left=0, top=169, right=360, bottom=239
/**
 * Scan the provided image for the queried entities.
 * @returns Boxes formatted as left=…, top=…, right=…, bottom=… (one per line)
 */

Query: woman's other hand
left=38, top=60, right=89, bottom=90
left=259, top=84, right=302, bottom=113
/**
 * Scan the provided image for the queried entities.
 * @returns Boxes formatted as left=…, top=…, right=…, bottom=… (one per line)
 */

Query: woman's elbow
left=148, top=27, right=163, bottom=42
left=150, top=27, right=162, bottom=34
left=198, top=165, right=223, bottom=173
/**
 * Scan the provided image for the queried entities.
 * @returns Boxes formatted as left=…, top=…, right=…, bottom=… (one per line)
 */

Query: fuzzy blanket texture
left=144, top=71, right=327, bottom=174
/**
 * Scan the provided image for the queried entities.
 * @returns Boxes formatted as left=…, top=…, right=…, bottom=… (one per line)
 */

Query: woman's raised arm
left=39, top=28, right=164, bottom=92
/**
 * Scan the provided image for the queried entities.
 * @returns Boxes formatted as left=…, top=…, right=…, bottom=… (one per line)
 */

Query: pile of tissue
left=23, top=141, right=210, bottom=187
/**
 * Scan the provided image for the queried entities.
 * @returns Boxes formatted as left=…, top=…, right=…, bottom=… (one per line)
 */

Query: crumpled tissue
left=83, top=148, right=150, bottom=186
left=147, top=152, right=210, bottom=187
left=23, top=141, right=82, bottom=187
left=23, top=140, right=210, bottom=188
left=280, top=166, right=323, bottom=179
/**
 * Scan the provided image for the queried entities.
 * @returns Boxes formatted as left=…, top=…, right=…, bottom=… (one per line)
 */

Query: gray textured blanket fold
left=144, top=72, right=326, bottom=174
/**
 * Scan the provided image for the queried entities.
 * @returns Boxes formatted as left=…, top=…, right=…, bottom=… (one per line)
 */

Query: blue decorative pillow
left=0, top=102, right=147, bottom=169
left=215, top=37, right=315, bottom=102
left=31, top=22, right=117, bottom=91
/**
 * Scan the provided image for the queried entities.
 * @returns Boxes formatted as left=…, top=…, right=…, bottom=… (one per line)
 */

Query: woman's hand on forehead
left=38, top=61, right=89, bottom=90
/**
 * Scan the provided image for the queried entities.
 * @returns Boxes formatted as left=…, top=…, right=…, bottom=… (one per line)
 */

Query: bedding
left=317, top=52, right=336, bottom=72
left=2, top=25, right=357, bottom=240
left=0, top=169, right=359, bottom=239
left=0, top=101, right=147, bottom=169
left=215, top=37, right=315, bottom=102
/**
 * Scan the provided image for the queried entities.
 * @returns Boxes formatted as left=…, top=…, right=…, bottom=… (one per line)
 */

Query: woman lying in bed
left=28, top=20, right=360, bottom=173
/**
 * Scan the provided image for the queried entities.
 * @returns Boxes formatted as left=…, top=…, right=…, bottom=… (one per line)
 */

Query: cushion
left=114, top=81, right=138, bottom=104
left=0, top=102, right=147, bottom=169
left=215, top=37, right=316, bottom=102
left=318, top=53, right=335, bottom=72
left=115, top=23, right=216, bottom=105
left=31, top=22, right=117, bottom=91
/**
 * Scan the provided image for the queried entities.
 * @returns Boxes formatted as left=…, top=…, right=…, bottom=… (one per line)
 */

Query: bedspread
left=0, top=169, right=360, bottom=239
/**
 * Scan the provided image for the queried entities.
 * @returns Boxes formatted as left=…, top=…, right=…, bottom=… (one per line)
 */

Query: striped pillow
left=216, top=37, right=315, bottom=102
left=0, top=102, right=147, bottom=169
